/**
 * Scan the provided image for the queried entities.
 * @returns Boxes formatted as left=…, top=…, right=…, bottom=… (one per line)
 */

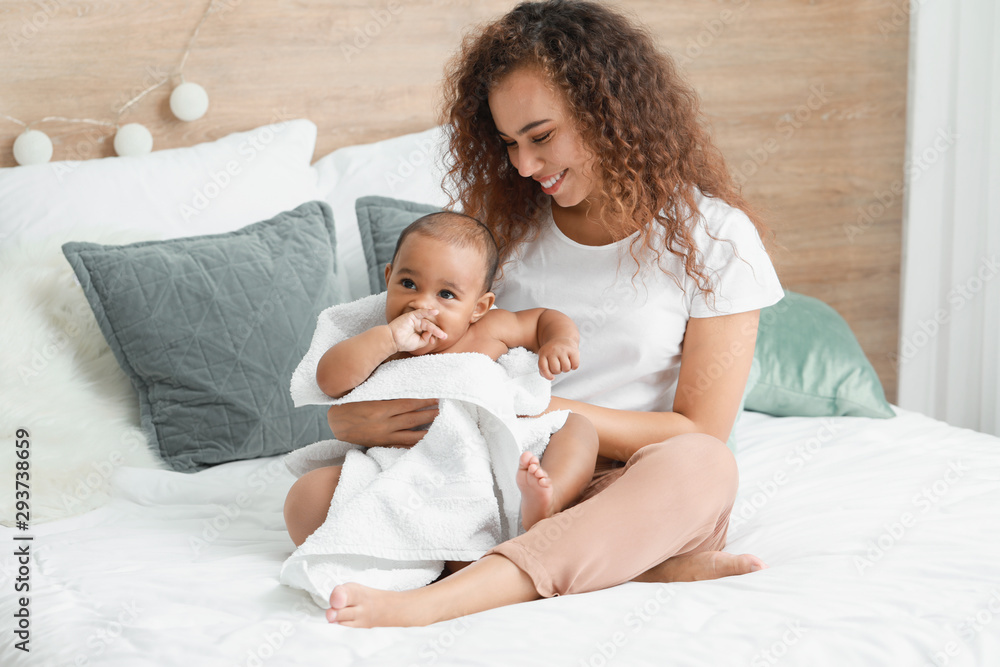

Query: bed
left=3, top=1, right=999, bottom=666
left=6, top=404, right=1000, bottom=666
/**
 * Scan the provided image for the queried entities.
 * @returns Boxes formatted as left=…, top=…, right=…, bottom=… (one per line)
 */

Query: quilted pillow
left=355, top=195, right=444, bottom=293
left=62, top=201, right=343, bottom=472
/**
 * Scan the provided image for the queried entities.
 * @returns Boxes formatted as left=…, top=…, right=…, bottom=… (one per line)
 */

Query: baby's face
left=384, top=233, right=492, bottom=355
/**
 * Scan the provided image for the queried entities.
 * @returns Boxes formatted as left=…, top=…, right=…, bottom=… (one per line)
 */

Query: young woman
left=315, top=0, right=784, bottom=627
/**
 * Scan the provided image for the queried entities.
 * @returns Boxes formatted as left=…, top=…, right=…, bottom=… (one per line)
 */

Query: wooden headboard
left=2, top=0, right=908, bottom=401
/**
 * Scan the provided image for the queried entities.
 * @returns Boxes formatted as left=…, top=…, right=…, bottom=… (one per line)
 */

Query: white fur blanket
left=280, top=293, right=568, bottom=606
left=0, top=231, right=164, bottom=526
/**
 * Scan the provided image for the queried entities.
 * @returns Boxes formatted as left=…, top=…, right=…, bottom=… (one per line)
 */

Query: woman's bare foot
left=327, top=583, right=436, bottom=628
left=634, top=550, right=768, bottom=584
left=516, top=451, right=556, bottom=530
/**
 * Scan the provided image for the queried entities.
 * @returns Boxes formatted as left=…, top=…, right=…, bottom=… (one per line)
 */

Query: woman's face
left=488, top=68, right=600, bottom=209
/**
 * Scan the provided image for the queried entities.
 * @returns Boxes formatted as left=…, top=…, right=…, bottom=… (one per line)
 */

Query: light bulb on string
left=170, top=82, right=209, bottom=121
left=114, top=123, right=153, bottom=156
left=12, top=129, right=54, bottom=166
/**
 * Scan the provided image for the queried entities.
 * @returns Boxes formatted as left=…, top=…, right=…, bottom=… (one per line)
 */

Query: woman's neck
left=551, top=198, right=618, bottom=246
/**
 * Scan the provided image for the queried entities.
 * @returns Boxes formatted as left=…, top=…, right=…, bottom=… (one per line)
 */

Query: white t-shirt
left=493, top=192, right=784, bottom=413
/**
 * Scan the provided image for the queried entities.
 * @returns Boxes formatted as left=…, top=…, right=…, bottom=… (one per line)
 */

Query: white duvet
left=3, top=406, right=999, bottom=667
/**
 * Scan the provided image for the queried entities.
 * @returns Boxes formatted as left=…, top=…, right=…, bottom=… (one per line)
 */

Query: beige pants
left=485, top=432, right=738, bottom=597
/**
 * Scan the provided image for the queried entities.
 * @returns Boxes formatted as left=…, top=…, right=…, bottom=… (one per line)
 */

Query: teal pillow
left=62, top=201, right=344, bottom=472
left=355, top=195, right=443, bottom=293
left=746, top=290, right=894, bottom=418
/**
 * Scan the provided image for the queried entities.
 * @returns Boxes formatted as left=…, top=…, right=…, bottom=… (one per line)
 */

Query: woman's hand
left=327, top=399, right=439, bottom=447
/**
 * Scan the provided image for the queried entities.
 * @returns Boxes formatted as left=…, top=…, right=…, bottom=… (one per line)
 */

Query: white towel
left=281, top=293, right=569, bottom=607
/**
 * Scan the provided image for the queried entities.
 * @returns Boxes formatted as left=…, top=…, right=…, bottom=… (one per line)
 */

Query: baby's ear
left=384, top=262, right=392, bottom=286
left=471, top=292, right=495, bottom=322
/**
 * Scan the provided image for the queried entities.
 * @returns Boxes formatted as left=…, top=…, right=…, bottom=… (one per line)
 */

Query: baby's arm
left=484, top=308, right=580, bottom=380
left=533, top=309, right=581, bottom=380
left=316, top=309, right=446, bottom=398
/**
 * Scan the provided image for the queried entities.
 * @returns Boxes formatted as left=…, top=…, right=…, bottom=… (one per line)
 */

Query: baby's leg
left=283, top=465, right=342, bottom=546
left=517, top=413, right=599, bottom=531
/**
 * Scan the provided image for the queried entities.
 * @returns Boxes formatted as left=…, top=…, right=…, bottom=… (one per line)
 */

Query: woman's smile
left=537, top=169, right=567, bottom=194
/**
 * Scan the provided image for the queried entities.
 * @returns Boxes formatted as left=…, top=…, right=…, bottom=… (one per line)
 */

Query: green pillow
left=62, top=201, right=344, bottom=472
left=356, top=195, right=443, bottom=293
left=746, top=290, right=895, bottom=419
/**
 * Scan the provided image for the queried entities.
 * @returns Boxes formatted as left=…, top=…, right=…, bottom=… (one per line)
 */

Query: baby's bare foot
left=634, top=550, right=767, bottom=584
left=516, top=451, right=556, bottom=531
left=327, top=582, right=437, bottom=628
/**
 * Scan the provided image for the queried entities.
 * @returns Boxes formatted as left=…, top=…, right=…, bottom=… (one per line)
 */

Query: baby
left=313, top=210, right=599, bottom=534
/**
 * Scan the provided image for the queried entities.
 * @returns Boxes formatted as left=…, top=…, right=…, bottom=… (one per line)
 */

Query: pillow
left=312, top=126, right=454, bottom=300
left=62, top=201, right=343, bottom=472
left=0, top=119, right=321, bottom=245
left=745, top=290, right=895, bottom=418
left=0, top=229, right=165, bottom=526
left=356, top=195, right=444, bottom=293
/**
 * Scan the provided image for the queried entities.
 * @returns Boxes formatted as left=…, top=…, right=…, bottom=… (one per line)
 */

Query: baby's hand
left=388, top=309, right=447, bottom=352
left=537, top=337, right=579, bottom=380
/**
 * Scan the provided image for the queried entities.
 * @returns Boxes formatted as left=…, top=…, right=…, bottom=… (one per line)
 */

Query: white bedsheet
left=3, top=406, right=999, bottom=666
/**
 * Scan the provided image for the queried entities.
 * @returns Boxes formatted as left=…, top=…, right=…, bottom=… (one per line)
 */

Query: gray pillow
left=356, top=195, right=443, bottom=293
left=62, top=201, right=343, bottom=472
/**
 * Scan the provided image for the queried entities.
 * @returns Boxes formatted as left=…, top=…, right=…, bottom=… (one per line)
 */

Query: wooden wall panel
left=0, top=0, right=907, bottom=401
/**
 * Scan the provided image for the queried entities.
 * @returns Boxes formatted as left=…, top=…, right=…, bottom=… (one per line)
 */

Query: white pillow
left=312, top=126, right=454, bottom=299
left=0, top=230, right=165, bottom=526
left=0, top=119, right=322, bottom=244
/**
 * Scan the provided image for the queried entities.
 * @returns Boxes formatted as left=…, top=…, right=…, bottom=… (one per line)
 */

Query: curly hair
left=440, top=0, right=773, bottom=295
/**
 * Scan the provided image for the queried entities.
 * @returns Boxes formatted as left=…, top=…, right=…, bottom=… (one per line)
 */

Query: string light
left=170, top=82, right=210, bottom=122
left=113, top=124, right=155, bottom=157
left=2, top=0, right=219, bottom=165
left=12, top=129, right=53, bottom=165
